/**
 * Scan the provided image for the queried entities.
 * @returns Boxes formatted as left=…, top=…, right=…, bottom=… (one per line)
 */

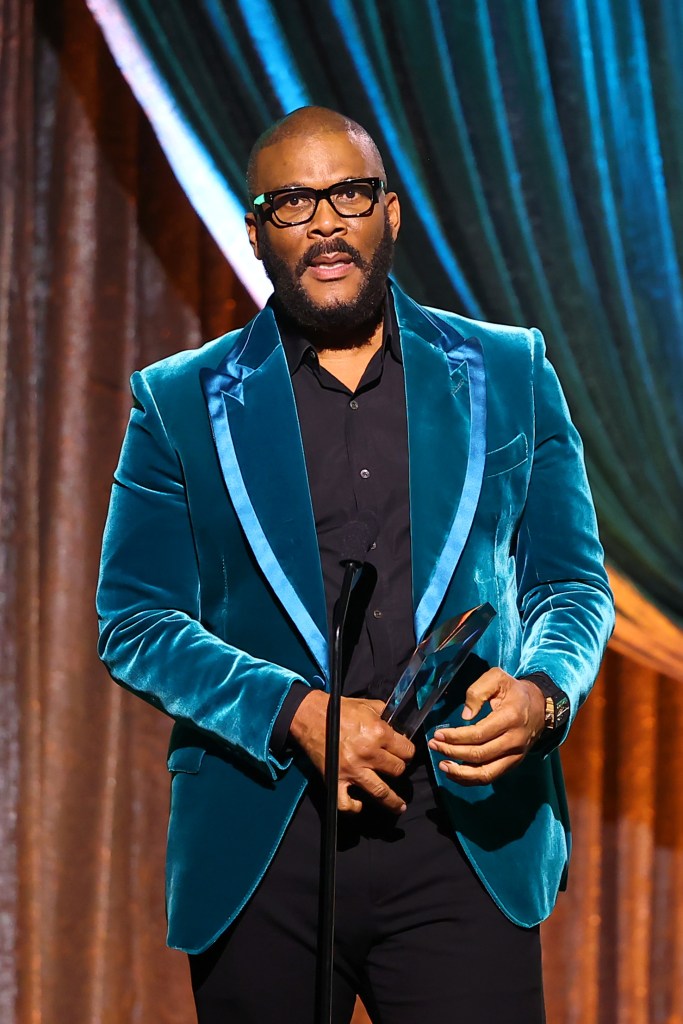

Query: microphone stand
left=317, top=554, right=364, bottom=1024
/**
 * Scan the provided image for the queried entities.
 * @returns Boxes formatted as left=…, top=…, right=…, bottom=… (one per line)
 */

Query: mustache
left=296, top=239, right=366, bottom=277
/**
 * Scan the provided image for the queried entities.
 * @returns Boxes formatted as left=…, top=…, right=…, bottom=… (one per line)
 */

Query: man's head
left=245, top=107, right=400, bottom=343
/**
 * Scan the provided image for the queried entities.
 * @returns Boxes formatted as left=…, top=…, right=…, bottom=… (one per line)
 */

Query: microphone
left=339, top=509, right=379, bottom=567
left=318, top=507, right=378, bottom=1024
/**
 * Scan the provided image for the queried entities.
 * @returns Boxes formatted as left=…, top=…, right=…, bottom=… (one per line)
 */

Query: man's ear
left=245, top=212, right=261, bottom=261
left=385, top=191, right=401, bottom=242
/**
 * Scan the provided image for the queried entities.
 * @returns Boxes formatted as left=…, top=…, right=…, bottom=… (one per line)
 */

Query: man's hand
left=289, top=691, right=415, bottom=814
left=427, top=669, right=546, bottom=785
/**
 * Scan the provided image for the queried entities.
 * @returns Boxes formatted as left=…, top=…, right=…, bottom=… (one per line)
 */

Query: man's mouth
left=309, top=252, right=353, bottom=267
left=305, top=250, right=357, bottom=280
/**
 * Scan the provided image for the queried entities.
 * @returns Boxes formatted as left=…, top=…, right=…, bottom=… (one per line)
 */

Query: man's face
left=245, top=131, right=401, bottom=335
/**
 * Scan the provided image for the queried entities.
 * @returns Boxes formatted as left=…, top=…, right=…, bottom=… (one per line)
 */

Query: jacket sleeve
left=514, top=329, right=615, bottom=740
left=96, top=370, right=303, bottom=780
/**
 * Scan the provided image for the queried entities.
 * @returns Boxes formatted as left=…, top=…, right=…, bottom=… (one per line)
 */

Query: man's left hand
left=427, top=669, right=546, bottom=785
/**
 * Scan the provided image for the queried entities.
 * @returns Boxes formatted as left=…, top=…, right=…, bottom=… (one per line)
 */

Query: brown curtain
left=609, top=569, right=683, bottom=683
left=1, top=1, right=681, bottom=1022
left=1, top=1, right=253, bottom=1020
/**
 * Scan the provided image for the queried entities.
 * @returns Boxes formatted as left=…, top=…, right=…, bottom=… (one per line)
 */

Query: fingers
left=436, top=753, right=521, bottom=787
left=337, top=781, right=364, bottom=814
left=338, top=770, right=407, bottom=814
left=339, top=701, right=415, bottom=765
left=327, top=698, right=415, bottom=814
left=374, top=750, right=410, bottom=778
left=431, top=671, right=537, bottom=747
left=429, top=714, right=530, bottom=785
left=428, top=673, right=547, bottom=785
left=337, top=742, right=410, bottom=814
left=431, top=704, right=516, bottom=747
left=384, top=728, right=415, bottom=763
left=461, top=667, right=509, bottom=720
left=429, top=728, right=529, bottom=768
left=357, top=699, right=416, bottom=762
left=359, top=768, right=407, bottom=813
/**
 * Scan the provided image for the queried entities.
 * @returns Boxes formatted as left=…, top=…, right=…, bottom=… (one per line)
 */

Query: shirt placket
left=345, top=378, right=394, bottom=696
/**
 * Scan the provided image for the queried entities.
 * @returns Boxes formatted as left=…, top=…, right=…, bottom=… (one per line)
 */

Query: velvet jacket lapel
left=200, top=307, right=329, bottom=678
left=392, top=286, right=487, bottom=642
left=200, top=284, right=487, bottom=676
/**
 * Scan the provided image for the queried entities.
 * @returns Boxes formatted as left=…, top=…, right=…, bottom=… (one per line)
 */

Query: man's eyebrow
left=265, top=177, right=362, bottom=192
left=265, top=181, right=308, bottom=191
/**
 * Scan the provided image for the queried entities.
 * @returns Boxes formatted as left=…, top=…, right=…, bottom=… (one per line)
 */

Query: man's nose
left=306, top=197, right=347, bottom=237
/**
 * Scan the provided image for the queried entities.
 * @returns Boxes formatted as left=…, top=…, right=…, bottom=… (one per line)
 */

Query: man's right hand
left=288, top=691, right=415, bottom=814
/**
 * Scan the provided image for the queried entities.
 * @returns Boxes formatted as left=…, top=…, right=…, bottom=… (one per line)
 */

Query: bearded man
left=97, top=106, right=614, bottom=1024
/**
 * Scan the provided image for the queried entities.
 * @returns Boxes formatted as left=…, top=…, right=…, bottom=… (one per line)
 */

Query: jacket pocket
left=484, top=432, right=528, bottom=478
left=167, top=746, right=207, bottom=774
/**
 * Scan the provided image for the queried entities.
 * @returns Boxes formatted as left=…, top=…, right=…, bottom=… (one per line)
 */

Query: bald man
left=97, top=106, right=614, bottom=1023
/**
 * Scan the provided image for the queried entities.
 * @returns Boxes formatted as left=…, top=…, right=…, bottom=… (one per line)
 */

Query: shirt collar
left=272, top=288, right=401, bottom=376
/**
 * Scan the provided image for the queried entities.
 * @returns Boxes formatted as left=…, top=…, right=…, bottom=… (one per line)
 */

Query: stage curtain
left=85, top=0, right=683, bottom=630
left=2, top=2, right=682, bottom=1023
left=1, top=0, right=253, bottom=1021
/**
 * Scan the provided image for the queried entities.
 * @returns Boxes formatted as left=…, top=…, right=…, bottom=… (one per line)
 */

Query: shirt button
left=370, top=541, right=377, bottom=550
left=359, top=468, right=370, bottom=479
left=373, top=609, right=383, bottom=619
left=349, top=399, right=359, bottom=410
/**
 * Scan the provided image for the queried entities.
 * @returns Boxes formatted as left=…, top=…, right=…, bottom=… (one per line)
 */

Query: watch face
left=545, top=694, right=570, bottom=730
left=555, top=695, right=570, bottom=726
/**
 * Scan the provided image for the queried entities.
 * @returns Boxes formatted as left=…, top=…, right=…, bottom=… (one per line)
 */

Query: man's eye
left=280, top=193, right=312, bottom=208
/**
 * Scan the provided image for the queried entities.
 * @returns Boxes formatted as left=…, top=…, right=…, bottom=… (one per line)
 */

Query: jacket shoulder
left=425, top=304, right=536, bottom=353
left=136, top=321, right=252, bottom=392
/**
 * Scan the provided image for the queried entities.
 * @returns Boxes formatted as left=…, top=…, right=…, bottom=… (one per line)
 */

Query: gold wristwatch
left=521, top=672, right=570, bottom=734
left=535, top=678, right=570, bottom=732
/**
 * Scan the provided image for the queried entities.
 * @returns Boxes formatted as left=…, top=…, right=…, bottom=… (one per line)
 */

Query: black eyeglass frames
left=252, top=177, right=386, bottom=227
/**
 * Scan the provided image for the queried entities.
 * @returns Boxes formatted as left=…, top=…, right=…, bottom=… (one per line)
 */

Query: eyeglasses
left=252, top=177, right=385, bottom=227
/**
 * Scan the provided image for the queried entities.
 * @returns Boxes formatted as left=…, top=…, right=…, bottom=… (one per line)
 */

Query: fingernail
left=433, top=730, right=444, bottom=740
left=428, top=739, right=438, bottom=749
left=400, top=803, right=407, bottom=813
left=439, top=761, right=451, bottom=772
left=461, top=707, right=473, bottom=720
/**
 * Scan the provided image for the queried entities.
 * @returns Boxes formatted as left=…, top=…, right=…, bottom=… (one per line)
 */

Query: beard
left=259, top=212, right=395, bottom=349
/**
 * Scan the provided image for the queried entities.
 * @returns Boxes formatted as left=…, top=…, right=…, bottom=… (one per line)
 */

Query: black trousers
left=189, top=755, right=545, bottom=1024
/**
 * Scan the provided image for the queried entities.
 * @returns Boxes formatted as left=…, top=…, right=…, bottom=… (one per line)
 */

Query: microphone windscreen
left=339, top=509, right=379, bottom=565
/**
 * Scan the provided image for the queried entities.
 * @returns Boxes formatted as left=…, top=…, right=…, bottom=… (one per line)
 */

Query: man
left=97, top=106, right=614, bottom=1023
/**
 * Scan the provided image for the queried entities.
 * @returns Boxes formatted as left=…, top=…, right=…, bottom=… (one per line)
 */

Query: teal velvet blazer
left=97, top=281, right=614, bottom=954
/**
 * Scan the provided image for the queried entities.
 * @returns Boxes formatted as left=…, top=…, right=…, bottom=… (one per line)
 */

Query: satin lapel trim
left=398, top=295, right=487, bottom=642
left=201, top=310, right=328, bottom=678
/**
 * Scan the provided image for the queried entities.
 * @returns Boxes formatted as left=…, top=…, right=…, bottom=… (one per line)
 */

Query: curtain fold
left=1, top=0, right=253, bottom=1020
left=86, top=0, right=683, bottom=628
left=2, top=1, right=682, bottom=1022
left=609, top=567, right=683, bottom=681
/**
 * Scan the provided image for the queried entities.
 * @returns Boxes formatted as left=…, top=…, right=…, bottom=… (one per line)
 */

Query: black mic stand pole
left=317, top=554, right=364, bottom=1024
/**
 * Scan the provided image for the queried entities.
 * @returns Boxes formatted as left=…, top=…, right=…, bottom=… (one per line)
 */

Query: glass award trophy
left=381, top=603, right=496, bottom=739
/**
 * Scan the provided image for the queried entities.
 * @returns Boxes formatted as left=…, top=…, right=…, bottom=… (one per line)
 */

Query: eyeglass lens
left=272, top=181, right=376, bottom=224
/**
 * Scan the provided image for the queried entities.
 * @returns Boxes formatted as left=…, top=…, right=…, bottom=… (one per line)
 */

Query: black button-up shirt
left=268, top=292, right=564, bottom=754
left=271, top=292, right=416, bottom=750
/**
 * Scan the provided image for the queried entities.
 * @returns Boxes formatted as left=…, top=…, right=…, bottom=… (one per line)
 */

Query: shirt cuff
left=269, top=681, right=312, bottom=760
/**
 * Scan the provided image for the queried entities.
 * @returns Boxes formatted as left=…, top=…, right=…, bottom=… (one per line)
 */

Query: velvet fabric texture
left=96, top=279, right=614, bottom=953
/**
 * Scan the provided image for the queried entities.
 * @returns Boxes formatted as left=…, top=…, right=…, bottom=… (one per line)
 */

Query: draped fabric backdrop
left=85, top=0, right=683, bottom=635
left=0, top=1, right=681, bottom=1023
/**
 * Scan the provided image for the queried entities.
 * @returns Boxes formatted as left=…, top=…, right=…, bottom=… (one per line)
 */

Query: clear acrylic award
left=381, top=603, right=496, bottom=739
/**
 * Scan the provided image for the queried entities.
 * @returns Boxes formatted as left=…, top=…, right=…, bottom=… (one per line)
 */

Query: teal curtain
left=88, top=0, right=683, bottom=622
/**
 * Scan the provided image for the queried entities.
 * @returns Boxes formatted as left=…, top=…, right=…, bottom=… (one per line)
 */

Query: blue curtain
left=89, top=0, right=683, bottom=623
